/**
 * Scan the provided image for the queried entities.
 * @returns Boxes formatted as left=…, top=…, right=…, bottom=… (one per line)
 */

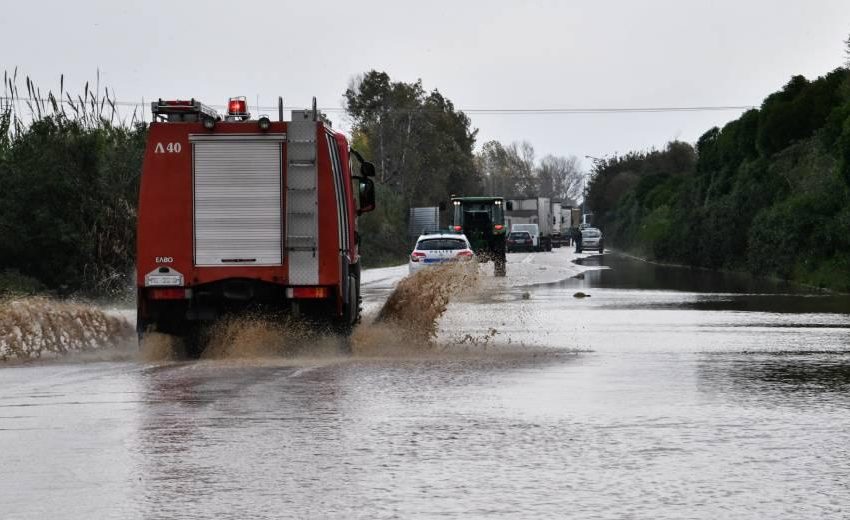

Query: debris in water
left=0, top=297, right=133, bottom=361
left=573, top=292, right=591, bottom=298
left=454, top=327, right=500, bottom=347
left=521, top=291, right=531, bottom=300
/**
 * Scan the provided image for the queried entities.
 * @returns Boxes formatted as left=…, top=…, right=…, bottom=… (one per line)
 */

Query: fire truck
left=136, top=97, right=376, bottom=353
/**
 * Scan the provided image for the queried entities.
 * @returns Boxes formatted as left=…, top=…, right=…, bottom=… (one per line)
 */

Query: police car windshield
left=417, top=238, right=467, bottom=251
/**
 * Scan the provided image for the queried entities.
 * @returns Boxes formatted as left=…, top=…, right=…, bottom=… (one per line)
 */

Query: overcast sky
left=2, top=0, right=849, bottom=169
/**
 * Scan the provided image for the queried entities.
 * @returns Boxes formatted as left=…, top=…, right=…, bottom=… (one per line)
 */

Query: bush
left=0, top=269, right=45, bottom=297
left=0, top=117, right=145, bottom=295
left=357, top=183, right=411, bottom=267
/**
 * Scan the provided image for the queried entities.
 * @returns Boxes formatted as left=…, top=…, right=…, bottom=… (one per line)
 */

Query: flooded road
left=3, top=249, right=850, bottom=518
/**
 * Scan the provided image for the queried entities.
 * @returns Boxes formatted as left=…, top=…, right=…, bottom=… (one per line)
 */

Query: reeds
left=1, top=68, right=140, bottom=140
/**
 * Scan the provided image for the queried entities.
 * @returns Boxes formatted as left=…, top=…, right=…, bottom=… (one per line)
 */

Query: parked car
left=507, top=231, right=534, bottom=252
left=409, top=233, right=475, bottom=274
left=577, top=227, right=604, bottom=253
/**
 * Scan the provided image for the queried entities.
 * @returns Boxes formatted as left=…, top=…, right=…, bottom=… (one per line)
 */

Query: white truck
left=505, top=197, right=553, bottom=251
left=551, top=200, right=564, bottom=247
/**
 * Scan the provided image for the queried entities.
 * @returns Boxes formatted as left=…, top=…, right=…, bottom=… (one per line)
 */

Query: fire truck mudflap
left=136, top=98, right=376, bottom=355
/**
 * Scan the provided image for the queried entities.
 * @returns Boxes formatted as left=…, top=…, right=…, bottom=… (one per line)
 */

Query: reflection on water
left=572, top=253, right=811, bottom=293
left=700, top=351, right=850, bottom=399
left=565, top=253, right=850, bottom=314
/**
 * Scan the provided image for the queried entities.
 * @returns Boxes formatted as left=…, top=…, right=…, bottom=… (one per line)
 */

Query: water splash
left=138, top=332, right=185, bottom=362
left=352, top=263, right=480, bottom=355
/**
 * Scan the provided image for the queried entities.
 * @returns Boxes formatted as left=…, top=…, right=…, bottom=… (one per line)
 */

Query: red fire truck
left=136, top=97, right=376, bottom=353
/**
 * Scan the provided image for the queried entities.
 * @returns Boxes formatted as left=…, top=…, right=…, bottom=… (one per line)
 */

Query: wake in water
left=0, top=297, right=134, bottom=361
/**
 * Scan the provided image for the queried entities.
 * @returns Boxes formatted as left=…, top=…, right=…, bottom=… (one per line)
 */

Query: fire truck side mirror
left=357, top=177, right=376, bottom=214
left=360, top=161, right=376, bottom=178
left=506, top=201, right=514, bottom=211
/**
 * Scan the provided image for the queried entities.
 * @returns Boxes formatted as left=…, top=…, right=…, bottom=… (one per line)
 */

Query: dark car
left=507, top=231, right=534, bottom=252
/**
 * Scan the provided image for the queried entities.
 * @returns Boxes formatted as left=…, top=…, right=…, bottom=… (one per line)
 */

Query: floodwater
left=3, top=249, right=850, bottom=519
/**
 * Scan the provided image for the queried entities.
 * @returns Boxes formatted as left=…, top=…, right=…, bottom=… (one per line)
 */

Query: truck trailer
left=136, top=97, right=376, bottom=354
left=505, top=197, right=553, bottom=251
left=550, top=200, right=563, bottom=247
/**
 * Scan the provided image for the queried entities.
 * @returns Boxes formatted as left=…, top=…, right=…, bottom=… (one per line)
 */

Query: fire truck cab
left=136, top=97, right=375, bottom=353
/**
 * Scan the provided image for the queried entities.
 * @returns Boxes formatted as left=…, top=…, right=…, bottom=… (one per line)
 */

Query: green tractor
left=448, top=196, right=511, bottom=277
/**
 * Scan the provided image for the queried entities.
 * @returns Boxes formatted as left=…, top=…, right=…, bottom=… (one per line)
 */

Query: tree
left=506, top=141, right=537, bottom=197
left=344, top=71, right=481, bottom=264
left=344, top=70, right=480, bottom=206
left=537, top=154, right=582, bottom=202
left=845, top=33, right=850, bottom=69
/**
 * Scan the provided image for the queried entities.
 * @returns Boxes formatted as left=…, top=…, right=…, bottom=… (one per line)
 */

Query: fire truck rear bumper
left=140, top=279, right=340, bottom=324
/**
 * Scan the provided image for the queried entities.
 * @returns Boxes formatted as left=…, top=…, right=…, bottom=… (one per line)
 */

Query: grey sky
left=3, top=0, right=849, bottom=169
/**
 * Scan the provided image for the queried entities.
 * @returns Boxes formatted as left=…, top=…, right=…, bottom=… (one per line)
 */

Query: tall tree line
left=585, top=64, right=850, bottom=290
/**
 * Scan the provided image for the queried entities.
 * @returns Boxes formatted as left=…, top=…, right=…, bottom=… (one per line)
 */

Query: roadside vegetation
left=586, top=65, right=850, bottom=290
left=0, top=70, right=145, bottom=299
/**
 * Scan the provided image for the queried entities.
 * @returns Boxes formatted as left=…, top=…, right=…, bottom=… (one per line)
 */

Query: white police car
left=409, top=233, right=474, bottom=274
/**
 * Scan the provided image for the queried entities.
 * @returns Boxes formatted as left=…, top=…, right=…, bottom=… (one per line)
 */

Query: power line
left=0, top=95, right=755, bottom=116
left=447, top=105, right=756, bottom=114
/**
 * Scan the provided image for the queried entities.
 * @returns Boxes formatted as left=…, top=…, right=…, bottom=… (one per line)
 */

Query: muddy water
left=3, top=250, right=850, bottom=518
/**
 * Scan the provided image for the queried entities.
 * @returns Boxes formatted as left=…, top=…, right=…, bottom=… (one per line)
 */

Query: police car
left=408, top=233, right=474, bottom=274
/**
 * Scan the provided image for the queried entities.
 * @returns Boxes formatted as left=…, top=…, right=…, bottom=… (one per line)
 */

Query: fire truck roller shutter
left=190, top=134, right=285, bottom=266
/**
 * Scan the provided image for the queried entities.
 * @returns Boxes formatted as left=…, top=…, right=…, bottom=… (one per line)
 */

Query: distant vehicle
left=511, top=223, right=541, bottom=250
left=577, top=227, right=604, bottom=253
left=507, top=231, right=534, bottom=252
left=408, top=206, right=440, bottom=239
left=448, top=196, right=509, bottom=277
left=409, top=233, right=474, bottom=274
left=551, top=200, right=563, bottom=248
left=556, top=204, right=577, bottom=247
left=505, top=197, right=553, bottom=251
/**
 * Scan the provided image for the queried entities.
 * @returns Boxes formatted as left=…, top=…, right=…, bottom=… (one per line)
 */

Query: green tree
left=344, top=71, right=480, bottom=207
left=344, top=70, right=481, bottom=264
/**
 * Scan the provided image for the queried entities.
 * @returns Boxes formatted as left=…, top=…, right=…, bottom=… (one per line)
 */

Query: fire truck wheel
left=181, top=326, right=204, bottom=358
left=335, top=273, right=360, bottom=354
left=342, top=274, right=360, bottom=326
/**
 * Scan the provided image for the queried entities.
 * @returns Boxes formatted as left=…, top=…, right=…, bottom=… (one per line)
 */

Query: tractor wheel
left=494, top=255, right=507, bottom=277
